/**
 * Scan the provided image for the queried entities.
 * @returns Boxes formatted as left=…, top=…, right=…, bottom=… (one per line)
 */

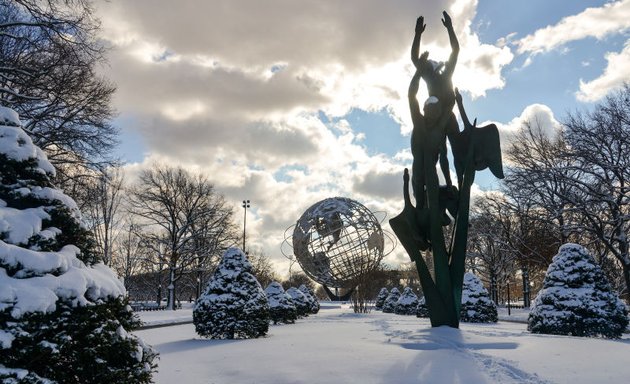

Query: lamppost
left=242, top=199, right=250, bottom=252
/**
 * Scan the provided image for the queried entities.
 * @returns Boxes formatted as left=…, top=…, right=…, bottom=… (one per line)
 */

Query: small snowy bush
left=193, top=248, right=270, bottom=339
left=528, top=243, right=628, bottom=338
left=460, top=272, right=497, bottom=323
left=0, top=107, right=156, bottom=383
left=416, top=296, right=429, bottom=318
left=299, top=284, right=320, bottom=314
left=375, top=287, right=389, bottom=310
left=286, top=287, right=310, bottom=317
left=265, top=281, right=297, bottom=324
left=395, top=287, right=419, bottom=315
left=382, top=287, right=401, bottom=313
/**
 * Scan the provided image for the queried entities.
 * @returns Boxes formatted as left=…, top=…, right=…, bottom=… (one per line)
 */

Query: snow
left=0, top=204, right=50, bottom=244
left=0, top=241, right=126, bottom=318
left=0, top=106, right=20, bottom=127
left=135, top=303, right=630, bottom=384
left=0, top=109, right=55, bottom=175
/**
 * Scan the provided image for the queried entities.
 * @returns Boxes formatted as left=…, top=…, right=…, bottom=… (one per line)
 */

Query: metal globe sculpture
left=291, top=197, right=385, bottom=289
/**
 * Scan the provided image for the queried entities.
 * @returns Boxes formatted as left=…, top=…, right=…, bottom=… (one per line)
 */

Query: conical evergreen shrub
left=382, top=287, right=401, bottom=313
left=286, top=287, right=310, bottom=317
left=299, top=284, right=320, bottom=314
left=395, top=287, right=419, bottom=315
left=265, top=281, right=297, bottom=324
left=193, top=248, right=270, bottom=339
left=0, top=107, right=157, bottom=383
left=460, top=272, right=497, bottom=323
left=528, top=243, right=628, bottom=338
left=375, top=287, right=389, bottom=310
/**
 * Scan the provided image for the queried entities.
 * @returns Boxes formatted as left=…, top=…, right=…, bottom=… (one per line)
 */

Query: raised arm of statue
left=409, top=55, right=428, bottom=128
left=411, top=16, right=426, bottom=68
left=442, top=11, right=459, bottom=77
left=454, top=88, right=473, bottom=130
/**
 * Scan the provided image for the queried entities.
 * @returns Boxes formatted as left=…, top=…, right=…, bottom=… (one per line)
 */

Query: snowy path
left=135, top=305, right=630, bottom=384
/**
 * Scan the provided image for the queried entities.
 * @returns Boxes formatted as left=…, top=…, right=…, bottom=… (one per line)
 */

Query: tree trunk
left=521, top=265, right=531, bottom=308
left=167, top=266, right=176, bottom=310
left=622, top=263, right=630, bottom=304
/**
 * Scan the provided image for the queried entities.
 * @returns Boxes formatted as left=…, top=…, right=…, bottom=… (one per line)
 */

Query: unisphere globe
left=291, top=197, right=385, bottom=288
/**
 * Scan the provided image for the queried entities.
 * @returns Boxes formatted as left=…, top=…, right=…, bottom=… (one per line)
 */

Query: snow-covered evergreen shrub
left=265, top=282, right=297, bottom=324
left=194, top=248, right=270, bottom=339
left=299, top=284, right=320, bottom=314
left=395, top=287, right=419, bottom=315
left=382, top=287, right=401, bottom=313
left=286, top=287, right=310, bottom=317
left=460, top=272, right=497, bottom=323
left=0, top=107, right=156, bottom=383
left=528, top=243, right=628, bottom=338
left=375, top=287, right=389, bottom=310
left=416, top=296, right=429, bottom=318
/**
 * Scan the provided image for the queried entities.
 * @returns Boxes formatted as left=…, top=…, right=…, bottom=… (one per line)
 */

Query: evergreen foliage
left=0, top=107, right=156, bottom=383
left=382, top=287, right=401, bottom=313
left=528, top=244, right=629, bottom=338
left=416, top=296, right=429, bottom=318
left=265, top=281, right=297, bottom=324
left=395, top=287, right=419, bottom=315
left=193, top=248, right=270, bottom=339
left=286, top=287, right=310, bottom=317
left=375, top=287, right=389, bottom=310
left=460, top=272, right=498, bottom=323
left=299, top=284, right=320, bottom=314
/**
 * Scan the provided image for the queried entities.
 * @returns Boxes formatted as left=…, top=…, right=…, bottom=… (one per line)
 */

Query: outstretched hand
left=442, top=11, right=452, bottom=29
left=415, top=16, right=426, bottom=33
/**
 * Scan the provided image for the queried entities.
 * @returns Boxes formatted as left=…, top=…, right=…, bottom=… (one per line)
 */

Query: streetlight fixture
left=242, top=199, right=250, bottom=252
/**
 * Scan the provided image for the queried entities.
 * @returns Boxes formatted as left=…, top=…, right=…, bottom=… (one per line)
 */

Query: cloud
left=351, top=161, right=404, bottom=200
left=96, top=0, right=517, bottom=275
left=486, top=103, right=561, bottom=164
left=576, top=39, right=630, bottom=101
left=449, top=0, right=514, bottom=98
left=515, top=0, right=630, bottom=55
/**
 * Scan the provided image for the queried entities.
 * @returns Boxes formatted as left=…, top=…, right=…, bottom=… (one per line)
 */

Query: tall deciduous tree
left=129, top=165, right=237, bottom=310
left=0, top=0, right=119, bottom=182
left=83, top=166, right=124, bottom=266
left=559, top=86, right=630, bottom=301
left=501, top=86, right=630, bottom=302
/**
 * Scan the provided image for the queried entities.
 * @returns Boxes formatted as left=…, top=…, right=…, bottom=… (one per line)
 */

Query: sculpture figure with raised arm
left=390, top=12, right=504, bottom=328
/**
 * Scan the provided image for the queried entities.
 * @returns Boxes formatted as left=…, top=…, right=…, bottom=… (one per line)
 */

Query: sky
left=94, top=0, right=630, bottom=275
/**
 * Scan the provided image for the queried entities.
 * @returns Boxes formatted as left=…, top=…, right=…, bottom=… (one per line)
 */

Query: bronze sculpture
left=390, top=11, right=504, bottom=328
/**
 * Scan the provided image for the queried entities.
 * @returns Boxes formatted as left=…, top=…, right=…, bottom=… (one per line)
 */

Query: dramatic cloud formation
left=93, top=0, right=519, bottom=272
left=491, top=103, right=562, bottom=164
left=96, top=0, right=627, bottom=275
left=577, top=39, right=630, bottom=101
left=514, top=0, right=630, bottom=101
left=515, top=0, right=630, bottom=55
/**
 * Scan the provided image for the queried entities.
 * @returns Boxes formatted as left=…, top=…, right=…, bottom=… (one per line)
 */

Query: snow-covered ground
left=136, top=303, right=630, bottom=384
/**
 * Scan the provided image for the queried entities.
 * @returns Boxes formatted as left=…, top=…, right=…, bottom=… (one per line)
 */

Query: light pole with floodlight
left=242, top=199, right=250, bottom=252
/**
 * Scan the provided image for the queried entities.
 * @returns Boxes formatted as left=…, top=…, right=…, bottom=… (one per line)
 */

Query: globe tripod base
left=323, top=285, right=355, bottom=301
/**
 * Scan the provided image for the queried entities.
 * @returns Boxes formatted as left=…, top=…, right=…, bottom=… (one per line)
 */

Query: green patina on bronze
left=390, top=11, right=504, bottom=328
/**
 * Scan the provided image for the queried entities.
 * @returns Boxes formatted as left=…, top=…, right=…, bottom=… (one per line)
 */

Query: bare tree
left=82, top=166, right=124, bottom=266
left=504, top=120, right=578, bottom=243
left=498, top=86, right=630, bottom=302
left=468, top=200, right=516, bottom=304
left=247, top=248, right=279, bottom=289
left=0, top=0, right=118, bottom=182
left=558, top=85, right=630, bottom=301
left=129, top=165, right=237, bottom=310
left=111, top=218, right=147, bottom=292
